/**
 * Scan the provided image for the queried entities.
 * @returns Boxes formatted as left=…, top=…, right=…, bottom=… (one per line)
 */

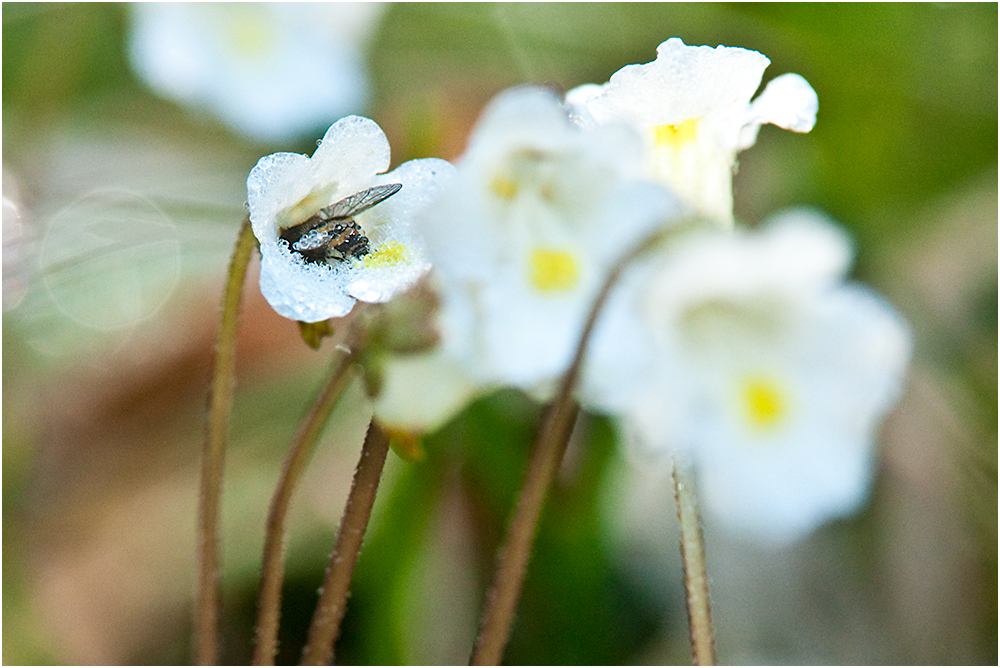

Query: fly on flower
left=247, top=115, right=454, bottom=322
left=279, top=183, right=402, bottom=264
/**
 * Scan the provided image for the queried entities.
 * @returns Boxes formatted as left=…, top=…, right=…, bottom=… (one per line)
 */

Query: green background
left=3, top=3, right=996, bottom=664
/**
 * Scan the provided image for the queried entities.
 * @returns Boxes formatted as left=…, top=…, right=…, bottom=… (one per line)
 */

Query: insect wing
left=322, top=183, right=402, bottom=220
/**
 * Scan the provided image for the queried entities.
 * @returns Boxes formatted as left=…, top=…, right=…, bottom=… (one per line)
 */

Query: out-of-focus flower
left=373, top=349, right=480, bottom=435
left=566, top=38, right=818, bottom=224
left=247, top=116, right=453, bottom=322
left=422, top=86, right=680, bottom=389
left=372, top=86, right=681, bottom=433
left=128, top=3, right=387, bottom=143
left=603, top=210, right=911, bottom=543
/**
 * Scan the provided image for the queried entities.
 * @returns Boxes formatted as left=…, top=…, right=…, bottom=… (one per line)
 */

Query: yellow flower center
left=740, top=376, right=787, bottom=431
left=491, top=176, right=519, bottom=200
left=361, top=239, right=410, bottom=268
left=228, top=11, right=273, bottom=59
left=652, top=118, right=700, bottom=147
left=528, top=248, right=580, bottom=293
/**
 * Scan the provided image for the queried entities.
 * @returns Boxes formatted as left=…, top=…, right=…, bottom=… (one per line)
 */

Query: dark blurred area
left=3, top=3, right=996, bottom=664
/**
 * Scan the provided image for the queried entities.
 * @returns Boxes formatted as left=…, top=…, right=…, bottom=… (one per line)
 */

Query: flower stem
left=195, top=217, right=256, bottom=666
left=469, top=225, right=653, bottom=665
left=252, top=344, right=359, bottom=666
left=673, top=461, right=717, bottom=666
left=469, top=397, right=580, bottom=666
left=300, top=419, right=391, bottom=666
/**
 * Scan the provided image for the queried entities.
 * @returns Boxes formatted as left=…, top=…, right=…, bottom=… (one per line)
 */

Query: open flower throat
left=528, top=247, right=581, bottom=293
left=490, top=149, right=560, bottom=203
left=361, top=239, right=411, bottom=269
left=740, top=375, right=787, bottom=431
left=653, top=118, right=700, bottom=147
left=279, top=182, right=403, bottom=265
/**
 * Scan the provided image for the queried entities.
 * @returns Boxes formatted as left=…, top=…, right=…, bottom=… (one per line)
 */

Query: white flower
left=372, top=87, right=682, bottom=435
left=602, top=210, right=911, bottom=543
left=372, top=349, right=480, bottom=435
left=566, top=38, right=818, bottom=224
left=128, top=3, right=386, bottom=143
left=247, top=116, right=454, bottom=322
left=420, top=86, right=681, bottom=391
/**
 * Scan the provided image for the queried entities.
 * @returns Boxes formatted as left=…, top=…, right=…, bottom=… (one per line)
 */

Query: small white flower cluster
left=245, top=38, right=910, bottom=544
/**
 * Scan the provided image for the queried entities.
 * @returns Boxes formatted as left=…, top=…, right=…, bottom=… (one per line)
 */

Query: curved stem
left=252, top=345, right=359, bottom=665
left=470, top=227, right=656, bottom=665
left=301, top=420, right=391, bottom=666
left=673, top=461, right=717, bottom=666
left=195, top=217, right=257, bottom=665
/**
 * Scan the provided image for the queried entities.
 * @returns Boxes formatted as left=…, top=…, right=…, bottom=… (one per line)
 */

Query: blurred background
left=2, top=3, right=996, bottom=664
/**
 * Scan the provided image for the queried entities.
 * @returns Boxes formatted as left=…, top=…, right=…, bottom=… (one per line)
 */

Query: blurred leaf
left=2, top=4, right=134, bottom=117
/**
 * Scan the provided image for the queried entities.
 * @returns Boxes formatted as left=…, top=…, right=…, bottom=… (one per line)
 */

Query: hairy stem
left=301, top=420, right=391, bottom=666
left=252, top=345, right=359, bottom=665
left=469, top=399, right=580, bottom=666
left=195, top=217, right=257, bottom=665
left=469, top=225, right=657, bottom=665
left=673, top=461, right=717, bottom=666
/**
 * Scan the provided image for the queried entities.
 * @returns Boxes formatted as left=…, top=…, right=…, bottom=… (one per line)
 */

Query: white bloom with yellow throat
left=247, top=116, right=454, bottom=322
left=566, top=38, right=818, bottom=225
left=372, top=86, right=682, bottom=435
left=621, top=210, right=911, bottom=543
left=417, top=86, right=682, bottom=392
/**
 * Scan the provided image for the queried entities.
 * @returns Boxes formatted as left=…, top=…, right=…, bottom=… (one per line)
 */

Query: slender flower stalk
left=253, top=320, right=362, bottom=665
left=195, top=217, right=257, bottom=665
left=301, top=420, right=392, bottom=666
left=673, top=461, right=717, bottom=666
left=470, top=225, right=672, bottom=665
left=469, top=397, right=580, bottom=666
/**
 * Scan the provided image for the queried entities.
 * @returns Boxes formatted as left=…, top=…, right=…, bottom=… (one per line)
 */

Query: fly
left=279, top=183, right=402, bottom=264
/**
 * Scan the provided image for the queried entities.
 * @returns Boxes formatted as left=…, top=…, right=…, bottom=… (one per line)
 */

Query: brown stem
left=469, top=227, right=660, bottom=665
left=252, top=345, right=359, bottom=665
left=673, top=460, right=717, bottom=666
left=195, top=217, right=257, bottom=665
left=300, top=420, right=391, bottom=666
left=468, top=398, right=580, bottom=666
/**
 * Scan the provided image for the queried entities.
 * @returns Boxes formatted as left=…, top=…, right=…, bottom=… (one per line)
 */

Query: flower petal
left=247, top=151, right=313, bottom=241
left=258, top=242, right=357, bottom=322
left=373, top=350, right=481, bottom=433
left=587, top=38, right=771, bottom=130
left=738, top=73, right=819, bottom=149
left=347, top=158, right=456, bottom=303
left=310, top=115, right=391, bottom=195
